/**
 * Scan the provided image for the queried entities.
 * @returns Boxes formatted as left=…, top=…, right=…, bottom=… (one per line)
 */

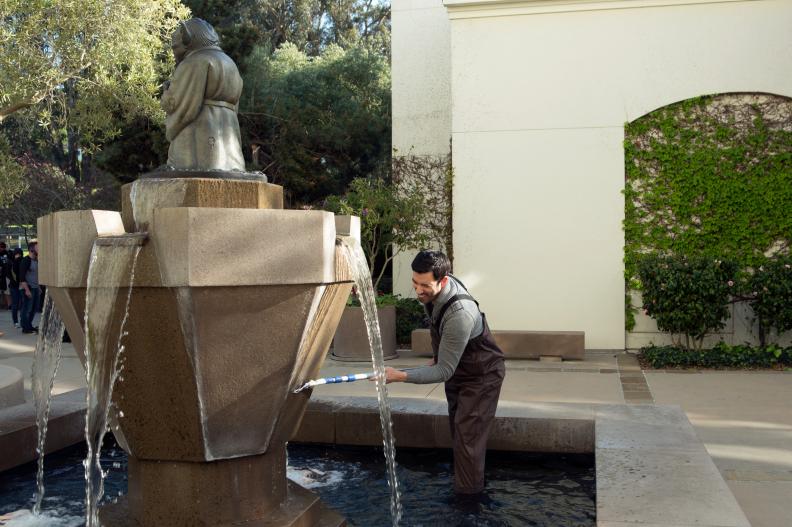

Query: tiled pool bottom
left=0, top=439, right=595, bottom=527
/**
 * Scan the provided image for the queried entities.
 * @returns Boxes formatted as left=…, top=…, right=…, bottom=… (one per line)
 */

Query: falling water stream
left=338, top=239, right=403, bottom=526
left=32, top=293, right=66, bottom=515
left=81, top=237, right=142, bottom=527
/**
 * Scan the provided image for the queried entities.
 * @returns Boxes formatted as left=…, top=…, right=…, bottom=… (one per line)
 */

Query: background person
left=9, top=248, right=23, bottom=328
left=19, top=241, right=40, bottom=334
left=0, top=242, right=9, bottom=309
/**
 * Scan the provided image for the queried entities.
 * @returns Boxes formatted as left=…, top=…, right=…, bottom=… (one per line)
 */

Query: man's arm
left=384, top=311, right=476, bottom=384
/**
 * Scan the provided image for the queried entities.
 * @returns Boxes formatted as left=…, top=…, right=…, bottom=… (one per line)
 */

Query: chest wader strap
left=431, top=294, right=479, bottom=333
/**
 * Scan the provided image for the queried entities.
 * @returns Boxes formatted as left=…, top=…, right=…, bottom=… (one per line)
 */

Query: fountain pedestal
left=38, top=178, right=355, bottom=526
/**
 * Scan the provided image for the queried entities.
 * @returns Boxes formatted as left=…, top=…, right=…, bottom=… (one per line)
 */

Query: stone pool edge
left=0, top=390, right=752, bottom=527
left=294, top=396, right=751, bottom=527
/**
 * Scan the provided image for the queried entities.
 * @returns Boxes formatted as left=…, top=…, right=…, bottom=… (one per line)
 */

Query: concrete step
left=0, top=388, right=86, bottom=472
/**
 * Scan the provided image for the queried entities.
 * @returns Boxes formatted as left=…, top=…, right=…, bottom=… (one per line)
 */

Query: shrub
left=747, top=256, right=792, bottom=346
left=639, top=343, right=792, bottom=369
left=638, top=255, right=738, bottom=350
left=394, top=296, right=428, bottom=347
left=325, top=177, right=430, bottom=292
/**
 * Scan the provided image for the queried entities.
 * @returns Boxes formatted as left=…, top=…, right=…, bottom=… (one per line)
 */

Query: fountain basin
left=36, top=177, right=359, bottom=526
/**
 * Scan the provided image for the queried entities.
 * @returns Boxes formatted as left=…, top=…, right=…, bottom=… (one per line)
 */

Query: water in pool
left=0, top=438, right=595, bottom=526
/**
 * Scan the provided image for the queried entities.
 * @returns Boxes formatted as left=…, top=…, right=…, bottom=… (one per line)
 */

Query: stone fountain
left=36, top=18, right=355, bottom=527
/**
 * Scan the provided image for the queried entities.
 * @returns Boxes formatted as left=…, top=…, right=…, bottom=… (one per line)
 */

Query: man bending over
left=382, top=250, right=505, bottom=494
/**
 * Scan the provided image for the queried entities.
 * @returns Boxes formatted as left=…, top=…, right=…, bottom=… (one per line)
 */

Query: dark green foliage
left=625, top=293, right=636, bottom=332
left=747, top=256, right=792, bottom=344
left=638, top=254, right=738, bottom=349
left=624, top=94, right=792, bottom=289
left=184, top=0, right=391, bottom=70
left=393, top=296, right=428, bottom=347
left=242, top=44, right=391, bottom=206
left=183, top=0, right=315, bottom=70
left=93, top=119, right=169, bottom=183
left=639, top=343, right=792, bottom=369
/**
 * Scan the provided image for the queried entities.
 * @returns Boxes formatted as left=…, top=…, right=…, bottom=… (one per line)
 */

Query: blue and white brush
left=293, top=372, right=374, bottom=393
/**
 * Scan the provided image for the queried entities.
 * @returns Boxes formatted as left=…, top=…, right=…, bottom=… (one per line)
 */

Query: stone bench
left=411, top=328, right=585, bottom=360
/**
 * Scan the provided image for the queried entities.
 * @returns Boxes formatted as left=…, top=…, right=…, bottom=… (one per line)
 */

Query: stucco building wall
left=393, top=0, right=792, bottom=348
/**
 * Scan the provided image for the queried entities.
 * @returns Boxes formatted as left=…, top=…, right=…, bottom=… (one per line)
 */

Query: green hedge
left=639, top=343, right=792, bottom=369
left=638, top=255, right=737, bottom=349
left=748, top=257, right=792, bottom=344
left=635, top=253, right=792, bottom=349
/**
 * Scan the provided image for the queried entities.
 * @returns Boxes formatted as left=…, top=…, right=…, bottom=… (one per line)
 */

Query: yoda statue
left=161, top=18, right=246, bottom=172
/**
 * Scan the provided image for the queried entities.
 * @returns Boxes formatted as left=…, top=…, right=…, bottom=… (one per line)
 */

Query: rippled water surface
left=0, top=439, right=595, bottom=527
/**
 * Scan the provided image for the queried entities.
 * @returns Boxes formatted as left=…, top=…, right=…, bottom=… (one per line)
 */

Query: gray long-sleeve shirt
left=405, top=276, right=484, bottom=384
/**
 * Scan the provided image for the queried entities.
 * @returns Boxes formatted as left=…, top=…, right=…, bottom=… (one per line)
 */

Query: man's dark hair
left=411, top=250, right=451, bottom=281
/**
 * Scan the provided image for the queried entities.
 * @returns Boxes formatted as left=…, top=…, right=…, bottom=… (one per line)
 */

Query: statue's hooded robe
left=162, top=46, right=246, bottom=171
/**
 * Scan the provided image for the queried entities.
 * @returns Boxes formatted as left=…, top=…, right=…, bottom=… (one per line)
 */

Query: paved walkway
left=0, top=309, right=86, bottom=401
left=1, top=307, right=790, bottom=526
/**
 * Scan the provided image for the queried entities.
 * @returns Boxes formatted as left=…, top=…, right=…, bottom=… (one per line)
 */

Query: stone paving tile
left=614, top=352, right=656, bottom=406
left=723, top=469, right=792, bottom=482
left=597, top=448, right=750, bottom=527
left=727, top=480, right=792, bottom=527
left=624, top=398, right=654, bottom=405
left=619, top=379, right=646, bottom=384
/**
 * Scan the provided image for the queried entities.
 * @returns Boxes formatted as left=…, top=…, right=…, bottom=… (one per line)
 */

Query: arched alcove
left=627, top=91, right=792, bottom=127
left=624, top=92, right=792, bottom=347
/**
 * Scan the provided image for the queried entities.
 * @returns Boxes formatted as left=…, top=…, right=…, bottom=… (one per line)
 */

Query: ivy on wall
left=623, top=93, right=792, bottom=330
left=624, top=92, right=792, bottom=281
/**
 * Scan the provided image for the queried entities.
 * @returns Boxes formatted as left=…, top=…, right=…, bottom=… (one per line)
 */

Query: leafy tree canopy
left=0, top=0, right=188, bottom=205
left=184, top=0, right=390, bottom=67
left=242, top=42, right=391, bottom=205
left=0, top=0, right=188, bottom=145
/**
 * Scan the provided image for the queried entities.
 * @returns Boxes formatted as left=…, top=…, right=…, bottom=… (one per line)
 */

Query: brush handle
left=294, top=372, right=373, bottom=393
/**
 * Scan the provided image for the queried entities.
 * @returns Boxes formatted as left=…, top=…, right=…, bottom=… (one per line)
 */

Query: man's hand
left=21, top=283, right=30, bottom=298
left=369, top=367, right=408, bottom=384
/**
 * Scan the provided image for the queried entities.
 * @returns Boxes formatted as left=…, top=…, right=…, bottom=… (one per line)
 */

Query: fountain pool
left=0, top=437, right=595, bottom=527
